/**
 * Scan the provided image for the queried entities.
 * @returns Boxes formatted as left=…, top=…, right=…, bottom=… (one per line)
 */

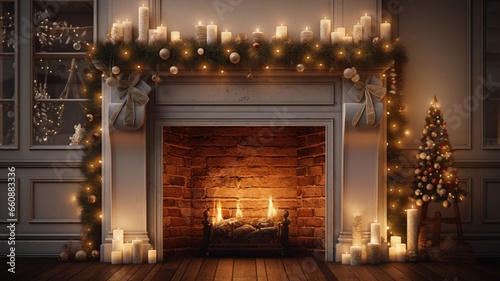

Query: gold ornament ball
left=111, top=66, right=121, bottom=75
left=229, top=52, right=241, bottom=64
left=422, top=194, right=430, bottom=202
left=197, top=48, right=205, bottom=55
left=86, top=114, right=94, bottom=122
left=426, top=183, right=434, bottom=191
left=442, top=200, right=450, bottom=208
left=170, top=66, right=178, bottom=75
left=416, top=198, right=423, bottom=206
left=106, top=76, right=117, bottom=87
left=75, top=250, right=88, bottom=261
left=343, top=67, right=356, bottom=79
left=91, top=249, right=100, bottom=259
left=88, top=195, right=97, bottom=204
left=296, top=64, right=305, bottom=72
left=351, top=73, right=360, bottom=83
left=252, top=42, right=260, bottom=50
left=159, top=48, right=171, bottom=60
left=152, top=74, right=160, bottom=83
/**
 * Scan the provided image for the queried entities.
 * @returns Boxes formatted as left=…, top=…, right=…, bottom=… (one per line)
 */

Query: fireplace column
left=100, top=83, right=151, bottom=262
left=335, top=69, right=388, bottom=261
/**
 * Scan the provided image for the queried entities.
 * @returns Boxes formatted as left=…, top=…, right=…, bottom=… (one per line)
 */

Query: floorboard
left=1, top=256, right=500, bottom=281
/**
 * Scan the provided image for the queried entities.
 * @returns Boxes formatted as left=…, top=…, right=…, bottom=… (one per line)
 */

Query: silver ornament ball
left=170, top=66, right=179, bottom=75
left=296, top=64, right=305, bottom=72
left=111, top=66, right=120, bottom=75
left=197, top=48, right=205, bottom=55
left=159, top=48, right=171, bottom=60
left=105, top=76, right=118, bottom=87
left=229, top=52, right=241, bottom=64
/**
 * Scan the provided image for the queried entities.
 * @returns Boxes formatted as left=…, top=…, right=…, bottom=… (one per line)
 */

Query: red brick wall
left=163, top=126, right=325, bottom=257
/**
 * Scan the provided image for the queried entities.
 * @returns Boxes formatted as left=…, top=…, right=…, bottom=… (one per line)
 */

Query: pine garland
left=87, top=38, right=407, bottom=73
left=80, top=38, right=409, bottom=256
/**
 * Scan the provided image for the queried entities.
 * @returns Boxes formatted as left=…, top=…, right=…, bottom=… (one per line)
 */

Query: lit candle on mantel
left=122, top=19, right=132, bottom=43
left=221, top=30, right=232, bottom=44
left=156, top=24, right=167, bottom=41
left=380, top=21, right=391, bottom=41
left=252, top=28, right=264, bottom=42
left=111, top=21, right=124, bottom=44
left=320, top=17, right=331, bottom=42
left=343, top=34, right=353, bottom=44
left=370, top=222, right=381, bottom=244
left=207, top=22, right=218, bottom=44
left=171, top=31, right=181, bottom=42
left=407, top=208, right=418, bottom=253
left=330, top=31, right=342, bottom=44
left=353, top=23, right=362, bottom=43
left=194, top=21, right=207, bottom=44
left=336, top=27, right=346, bottom=37
left=276, top=24, right=287, bottom=40
left=137, top=5, right=149, bottom=42
left=300, top=27, right=313, bottom=43
left=360, top=13, right=372, bottom=41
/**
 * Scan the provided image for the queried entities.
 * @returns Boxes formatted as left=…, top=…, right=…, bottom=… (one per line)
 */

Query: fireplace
left=100, top=68, right=388, bottom=262
left=162, top=126, right=326, bottom=257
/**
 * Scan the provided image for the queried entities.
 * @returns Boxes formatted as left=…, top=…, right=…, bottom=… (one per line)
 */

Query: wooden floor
left=1, top=255, right=500, bottom=281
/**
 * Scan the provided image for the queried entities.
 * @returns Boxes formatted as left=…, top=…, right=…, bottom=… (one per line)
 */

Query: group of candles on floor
left=110, top=229, right=156, bottom=265
left=342, top=209, right=418, bottom=265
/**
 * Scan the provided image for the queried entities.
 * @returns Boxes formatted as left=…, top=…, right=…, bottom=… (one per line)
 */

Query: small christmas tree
left=412, top=96, right=467, bottom=208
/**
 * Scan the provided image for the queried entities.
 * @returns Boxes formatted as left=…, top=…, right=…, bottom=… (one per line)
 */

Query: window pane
left=34, top=1, right=93, bottom=53
left=0, top=101, right=14, bottom=146
left=0, top=56, right=15, bottom=99
left=33, top=58, right=89, bottom=145
left=484, top=0, right=500, bottom=147
left=1, top=1, right=15, bottom=52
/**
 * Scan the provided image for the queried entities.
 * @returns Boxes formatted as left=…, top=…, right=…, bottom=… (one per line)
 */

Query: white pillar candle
left=353, top=23, right=362, bottom=43
left=122, top=20, right=133, bottom=43
left=276, top=24, right=287, bottom=39
left=148, top=29, right=159, bottom=44
left=370, top=222, right=381, bottom=244
left=221, top=30, right=232, bottom=44
left=300, top=27, right=313, bottom=43
left=390, top=235, right=401, bottom=247
left=336, top=27, right=346, bottom=37
left=380, top=21, right=391, bottom=41
left=111, top=250, right=123, bottom=264
left=331, top=31, right=342, bottom=44
left=396, top=243, right=406, bottom=262
left=132, top=238, right=143, bottom=263
left=350, top=245, right=362, bottom=265
left=207, top=22, right=218, bottom=44
left=367, top=242, right=380, bottom=264
left=112, top=237, right=123, bottom=251
left=407, top=208, right=418, bottom=253
left=148, top=249, right=157, bottom=264
left=194, top=22, right=207, bottom=44
left=380, top=242, right=389, bottom=262
left=341, top=253, right=351, bottom=265
left=252, top=28, right=264, bottom=42
left=137, top=5, right=149, bottom=43
left=360, top=13, right=372, bottom=41
left=389, top=246, right=397, bottom=261
left=122, top=242, right=132, bottom=264
left=111, top=21, right=124, bottom=43
left=171, top=31, right=181, bottom=42
left=343, top=34, right=353, bottom=44
left=320, top=18, right=331, bottom=43
left=113, top=228, right=124, bottom=241
left=352, top=213, right=363, bottom=246
left=156, top=24, right=167, bottom=41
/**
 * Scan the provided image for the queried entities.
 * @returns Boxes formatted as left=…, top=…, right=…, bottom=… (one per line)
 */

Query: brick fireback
left=163, top=126, right=326, bottom=257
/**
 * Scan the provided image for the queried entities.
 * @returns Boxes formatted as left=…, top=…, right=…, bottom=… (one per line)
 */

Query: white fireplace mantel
left=101, top=68, right=388, bottom=262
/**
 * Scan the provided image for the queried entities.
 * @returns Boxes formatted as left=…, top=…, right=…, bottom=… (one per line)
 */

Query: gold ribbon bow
left=110, top=73, right=150, bottom=127
left=348, top=75, right=386, bottom=127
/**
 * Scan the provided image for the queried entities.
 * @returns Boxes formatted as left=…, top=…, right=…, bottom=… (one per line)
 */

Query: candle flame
left=214, top=200, right=223, bottom=225
left=267, top=196, right=277, bottom=219
left=235, top=201, right=243, bottom=219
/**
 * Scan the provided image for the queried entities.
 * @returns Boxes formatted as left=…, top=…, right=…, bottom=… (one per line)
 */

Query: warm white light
left=267, top=196, right=277, bottom=219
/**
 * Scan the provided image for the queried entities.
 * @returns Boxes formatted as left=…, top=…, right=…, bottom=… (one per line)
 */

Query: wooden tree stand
left=418, top=200, right=464, bottom=247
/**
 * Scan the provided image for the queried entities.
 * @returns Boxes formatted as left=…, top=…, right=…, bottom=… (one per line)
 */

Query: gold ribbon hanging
left=110, top=73, right=150, bottom=127
left=348, top=74, right=386, bottom=127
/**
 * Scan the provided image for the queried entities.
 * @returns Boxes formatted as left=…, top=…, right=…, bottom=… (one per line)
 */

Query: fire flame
left=235, top=200, right=243, bottom=219
left=267, top=196, right=277, bottom=219
left=213, top=200, right=224, bottom=225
